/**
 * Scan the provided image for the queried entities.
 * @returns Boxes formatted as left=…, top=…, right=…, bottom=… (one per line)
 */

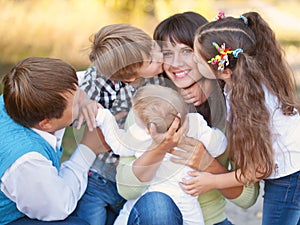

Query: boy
left=75, top=24, right=164, bottom=225
left=0, top=57, right=102, bottom=225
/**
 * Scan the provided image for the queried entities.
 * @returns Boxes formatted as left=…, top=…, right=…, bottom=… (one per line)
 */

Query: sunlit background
left=1, top=0, right=300, bottom=75
left=0, top=1, right=299, bottom=223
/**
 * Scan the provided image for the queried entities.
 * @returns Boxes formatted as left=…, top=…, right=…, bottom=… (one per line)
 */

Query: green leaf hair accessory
left=208, top=42, right=243, bottom=71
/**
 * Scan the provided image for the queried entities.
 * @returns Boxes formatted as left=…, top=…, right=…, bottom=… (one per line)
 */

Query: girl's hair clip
left=240, top=15, right=248, bottom=25
left=214, top=11, right=225, bottom=21
left=208, top=42, right=243, bottom=71
left=232, top=48, right=243, bottom=58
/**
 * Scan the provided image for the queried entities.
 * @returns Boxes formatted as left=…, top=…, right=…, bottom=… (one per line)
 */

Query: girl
left=186, top=11, right=300, bottom=225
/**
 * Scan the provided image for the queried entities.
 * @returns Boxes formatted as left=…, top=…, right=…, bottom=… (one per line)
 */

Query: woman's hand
left=170, top=136, right=214, bottom=171
left=179, top=171, right=217, bottom=196
left=179, top=79, right=214, bottom=106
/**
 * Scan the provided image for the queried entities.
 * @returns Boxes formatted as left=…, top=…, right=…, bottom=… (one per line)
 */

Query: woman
left=116, top=12, right=259, bottom=225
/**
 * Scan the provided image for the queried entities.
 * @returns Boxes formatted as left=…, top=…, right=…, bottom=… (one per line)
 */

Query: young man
left=0, top=57, right=102, bottom=225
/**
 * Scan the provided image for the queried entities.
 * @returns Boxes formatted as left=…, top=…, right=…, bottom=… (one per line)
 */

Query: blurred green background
left=0, top=0, right=299, bottom=160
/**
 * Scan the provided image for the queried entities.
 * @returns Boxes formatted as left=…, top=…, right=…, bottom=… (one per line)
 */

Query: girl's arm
left=171, top=136, right=256, bottom=200
left=179, top=168, right=260, bottom=196
left=179, top=170, right=242, bottom=196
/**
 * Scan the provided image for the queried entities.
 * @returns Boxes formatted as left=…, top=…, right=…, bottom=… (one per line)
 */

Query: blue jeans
left=127, top=192, right=183, bottom=225
left=262, top=170, right=300, bottom=225
left=214, top=218, right=234, bottom=225
left=74, top=171, right=126, bottom=225
left=7, top=216, right=89, bottom=225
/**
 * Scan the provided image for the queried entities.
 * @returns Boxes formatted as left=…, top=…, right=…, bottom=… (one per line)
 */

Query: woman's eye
left=182, top=49, right=193, bottom=54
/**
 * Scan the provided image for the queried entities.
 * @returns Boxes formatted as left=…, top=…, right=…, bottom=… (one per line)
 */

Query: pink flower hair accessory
left=214, top=11, right=225, bottom=21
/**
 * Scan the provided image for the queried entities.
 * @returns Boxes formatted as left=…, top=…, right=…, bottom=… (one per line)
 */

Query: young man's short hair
left=2, top=57, right=78, bottom=127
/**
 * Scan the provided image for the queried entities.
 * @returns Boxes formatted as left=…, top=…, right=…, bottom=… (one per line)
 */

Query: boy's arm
left=1, top=144, right=96, bottom=221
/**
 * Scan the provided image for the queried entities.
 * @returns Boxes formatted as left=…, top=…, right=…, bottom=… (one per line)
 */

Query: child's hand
left=179, top=171, right=217, bottom=196
left=77, top=92, right=102, bottom=131
left=179, top=78, right=214, bottom=106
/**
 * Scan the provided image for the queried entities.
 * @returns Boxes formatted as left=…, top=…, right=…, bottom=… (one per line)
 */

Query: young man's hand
left=76, top=89, right=102, bottom=131
left=80, top=127, right=111, bottom=155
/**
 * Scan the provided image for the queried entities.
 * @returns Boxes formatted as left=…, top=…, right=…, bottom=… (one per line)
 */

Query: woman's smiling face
left=162, top=38, right=203, bottom=89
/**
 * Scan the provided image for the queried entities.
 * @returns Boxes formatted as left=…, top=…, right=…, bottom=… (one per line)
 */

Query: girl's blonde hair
left=89, top=24, right=152, bottom=81
left=133, top=85, right=188, bottom=133
left=194, top=12, right=300, bottom=183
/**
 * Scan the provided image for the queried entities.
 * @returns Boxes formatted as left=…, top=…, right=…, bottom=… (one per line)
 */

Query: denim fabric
left=262, top=170, right=300, bottom=225
left=127, top=191, right=183, bottom=225
left=213, top=218, right=234, bottom=225
left=7, top=216, right=89, bottom=225
left=74, top=171, right=126, bottom=225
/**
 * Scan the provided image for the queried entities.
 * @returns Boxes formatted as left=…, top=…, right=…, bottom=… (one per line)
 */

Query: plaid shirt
left=79, top=66, right=165, bottom=181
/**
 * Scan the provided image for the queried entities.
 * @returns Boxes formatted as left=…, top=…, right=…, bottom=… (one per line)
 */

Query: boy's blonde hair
left=133, top=85, right=188, bottom=133
left=89, top=24, right=152, bottom=81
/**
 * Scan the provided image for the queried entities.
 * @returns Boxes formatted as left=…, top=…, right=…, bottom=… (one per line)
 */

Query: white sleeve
left=0, top=144, right=96, bottom=221
left=189, top=113, right=227, bottom=157
left=96, top=108, right=149, bottom=156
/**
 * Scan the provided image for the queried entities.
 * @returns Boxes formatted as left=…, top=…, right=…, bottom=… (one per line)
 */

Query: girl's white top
left=224, top=85, right=300, bottom=179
